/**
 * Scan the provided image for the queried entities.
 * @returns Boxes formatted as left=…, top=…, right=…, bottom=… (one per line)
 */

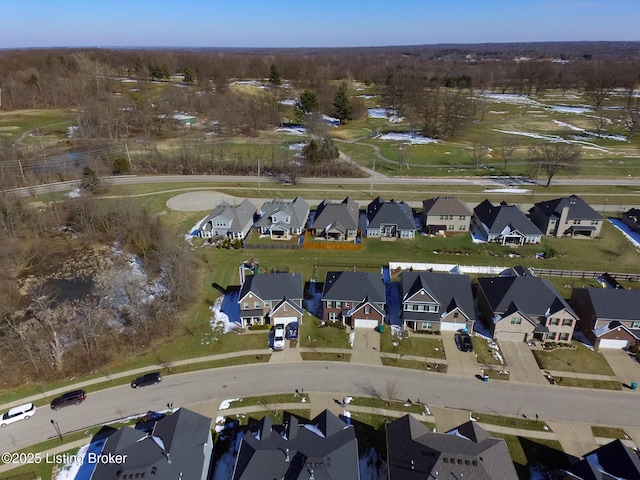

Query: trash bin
left=631, top=381, right=638, bottom=390
left=483, top=374, right=489, bottom=382
left=378, top=325, right=384, bottom=334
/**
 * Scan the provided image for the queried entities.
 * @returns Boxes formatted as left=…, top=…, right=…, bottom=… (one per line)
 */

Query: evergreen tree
left=294, top=89, right=319, bottom=122
left=268, top=64, right=281, bottom=86
left=333, top=84, right=353, bottom=123
left=183, top=66, right=195, bottom=85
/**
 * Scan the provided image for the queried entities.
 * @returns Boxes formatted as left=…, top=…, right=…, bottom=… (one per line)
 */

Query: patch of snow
left=67, top=126, right=79, bottom=138
left=215, top=416, right=227, bottom=433
left=609, top=218, right=640, bottom=249
left=55, top=443, right=89, bottom=480
left=231, top=80, right=263, bottom=87
left=488, top=110, right=509, bottom=114
left=67, top=188, right=82, bottom=198
left=554, top=120, right=584, bottom=132
left=209, top=296, right=239, bottom=334
left=288, top=142, right=308, bottom=152
left=276, top=126, right=307, bottom=135
left=349, top=331, right=355, bottom=348
left=367, top=108, right=404, bottom=123
left=378, top=132, right=439, bottom=144
left=550, top=104, right=593, bottom=114
left=483, top=188, right=530, bottom=194
left=219, top=398, right=241, bottom=410
left=481, top=93, right=541, bottom=106
left=358, top=94, right=376, bottom=99
left=279, top=99, right=296, bottom=106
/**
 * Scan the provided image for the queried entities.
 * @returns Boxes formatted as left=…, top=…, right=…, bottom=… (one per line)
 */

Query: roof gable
left=423, top=196, right=472, bottom=216
left=474, top=200, right=543, bottom=236
left=312, top=197, right=359, bottom=231
left=531, top=195, right=603, bottom=221
left=583, top=288, right=640, bottom=322
left=367, top=197, right=415, bottom=229
left=322, top=271, right=386, bottom=303
left=239, top=273, right=303, bottom=303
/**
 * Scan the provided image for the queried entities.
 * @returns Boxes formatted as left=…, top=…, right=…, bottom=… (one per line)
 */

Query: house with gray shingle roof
left=232, top=410, right=359, bottom=480
left=366, top=196, right=415, bottom=238
left=622, top=207, right=640, bottom=233
left=310, top=197, right=359, bottom=241
left=477, top=275, right=578, bottom=343
left=322, top=271, right=386, bottom=328
left=386, top=415, right=518, bottom=480
left=422, top=196, right=473, bottom=234
left=89, top=408, right=213, bottom=480
left=474, top=199, right=542, bottom=244
left=569, top=287, right=640, bottom=349
left=255, top=196, right=310, bottom=240
left=238, top=272, right=304, bottom=327
left=529, top=195, right=603, bottom=237
left=198, top=199, right=256, bottom=240
left=400, top=271, right=475, bottom=333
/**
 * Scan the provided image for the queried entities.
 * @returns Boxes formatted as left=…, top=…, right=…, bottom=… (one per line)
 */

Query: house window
left=328, top=312, right=339, bottom=321
left=283, top=304, right=288, bottom=312
left=559, top=332, right=570, bottom=341
left=550, top=318, right=560, bottom=326
left=632, top=321, right=640, bottom=329
left=459, top=225, right=466, bottom=231
left=254, top=302, right=261, bottom=309
left=326, top=301, right=333, bottom=308
left=443, top=458, right=448, bottom=463
left=510, top=317, right=522, bottom=325
left=336, top=301, right=342, bottom=308
left=591, top=220, right=599, bottom=225
left=365, top=306, right=371, bottom=314
left=459, top=215, right=466, bottom=220
left=418, top=304, right=425, bottom=311
left=422, top=322, right=433, bottom=330
left=562, top=319, right=573, bottom=327
left=264, top=301, right=270, bottom=307
left=243, top=302, right=249, bottom=310
left=428, top=305, right=438, bottom=313
left=344, top=302, right=350, bottom=308
left=453, top=312, right=459, bottom=319
left=548, top=332, right=557, bottom=340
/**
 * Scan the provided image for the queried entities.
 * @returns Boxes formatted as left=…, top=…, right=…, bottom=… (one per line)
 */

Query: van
left=1, top=403, right=36, bottom=427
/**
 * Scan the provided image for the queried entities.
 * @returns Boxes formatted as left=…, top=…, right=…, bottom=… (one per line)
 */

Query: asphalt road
left=2, top=362, right=639, bottom=454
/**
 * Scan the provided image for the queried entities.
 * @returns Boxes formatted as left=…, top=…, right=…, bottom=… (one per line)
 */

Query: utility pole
left=370, top=157, right=376, bottom=197
left=531, top=161, right=542, bottom=200
left=257, top=158, right=261, bottom=194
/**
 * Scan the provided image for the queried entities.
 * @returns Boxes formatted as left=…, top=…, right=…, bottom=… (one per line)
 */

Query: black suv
left=50, top=390, right=87, bottom=410
left=455, top=332, right=474, bottom=352
left=131, top=372, right=162, bottom=389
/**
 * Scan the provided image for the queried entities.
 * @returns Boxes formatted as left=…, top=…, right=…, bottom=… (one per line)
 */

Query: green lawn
left=472, top=412, right=551, bottom=432
left=380, top=328, right=446, bottom=359
left=592, top=426, right=629, bottom=439
left=533, top=342, right=615, bottom=375
left=492, top=433, right=569, bottom=480
left=551, top=377, right=621, bottom=390
left=381, top=357, right=447, bottom=372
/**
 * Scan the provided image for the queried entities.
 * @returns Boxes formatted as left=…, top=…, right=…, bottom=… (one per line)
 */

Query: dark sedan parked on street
left=50, top=390, right=87, bottom=410
left=131, top=372, right=162, bottom=388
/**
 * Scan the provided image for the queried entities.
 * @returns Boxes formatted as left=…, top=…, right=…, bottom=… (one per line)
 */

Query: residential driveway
left=601, top=348, right=640, bottom=387
left=349, top=328, right=382, bottom=365
left=441, top=332, right=480, bottom=378
left=268, top=339, right=302, bottom=363
left=499, top=341, right=548, bottom=385
left=545, top=421, right=598, bottom=459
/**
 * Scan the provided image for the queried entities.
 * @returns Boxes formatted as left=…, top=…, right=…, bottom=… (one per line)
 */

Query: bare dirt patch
left=166, top=191, right=258, bottom=212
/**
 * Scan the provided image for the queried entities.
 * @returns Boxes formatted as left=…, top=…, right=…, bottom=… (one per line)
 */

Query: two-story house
left=309, top=197, right=359, bottom=241
left=399, top=271, right=475, bottom=332
left=473, top=199, right=542, bottom=244
left=198, top=199, right=256, bottom=240
left=528, top=195, right=603, bottom=238
left=477, top=275, right=578, bottom=343
left=238, top=272, right=304, bottom=327
left=365, top=196, right=415, bottom=239
left=569, top=288, right=640, bottom=349
left=254, top=196, right=310, bottom=240
left=422, top=196, right=473, bottom=235
left=321, top=271, right=386, bottom=329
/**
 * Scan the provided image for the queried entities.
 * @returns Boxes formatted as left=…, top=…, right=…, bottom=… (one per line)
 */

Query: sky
left=1, top=0, right=639, bottom=49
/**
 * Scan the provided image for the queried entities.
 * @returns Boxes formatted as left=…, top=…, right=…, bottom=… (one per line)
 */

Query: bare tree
left=499, top=138, right=518, bottom=170
left=623, top=97, right=640, bottom=141
left=469, top=143, right=489, bottom=170
left=385, top=380, right=401, bottom=401
left=529, top=144, right=581, bottom=187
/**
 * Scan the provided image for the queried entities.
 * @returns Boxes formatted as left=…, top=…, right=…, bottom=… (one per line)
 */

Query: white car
left=273, top=325, right=286, bottom=351
left=1, top=403, right=36, bottom=427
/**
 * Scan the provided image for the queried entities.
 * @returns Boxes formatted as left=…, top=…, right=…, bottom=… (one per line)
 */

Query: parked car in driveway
left=273, top=325, right=286, bottom=350
left=1, top=403, right=36, bottom=427
left=286, top=322, right=299, bottom=340
left=131, top=372, right=162, bottom=388
left=50, top=390, right=86, bottom=410
left=455, top=332, right=473, bottom=352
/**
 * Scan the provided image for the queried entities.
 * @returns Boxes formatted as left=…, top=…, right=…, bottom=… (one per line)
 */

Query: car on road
left=273, top=325, right=286, bottom=350
left=1, top=403, right=36, bottom=427
left=50, top=390, right=87, bottom=410
left=455, top=332, right=473, bottom=352
left=131, top=372, right=162, bottom=388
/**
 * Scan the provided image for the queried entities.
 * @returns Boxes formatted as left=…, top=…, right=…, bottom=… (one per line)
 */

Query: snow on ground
left=67, top=188, right=82, bottom=198
left=377, top=132, right=439, bottom=144
left=55, top=443, right=89, bottom=480
left=367, top=108, right=404, bottom=123
left=358, top=94, right=376, bottom=99
left=549, top=104, right=593, bottom=114
left=219, top=398, right=242, bottom=410
left=349, top=331, right=355, bottom=347
left=481, top=93, right=541, bottom=106
left=493, top=129, right=611, bottom=152
left=279, top=98, right=296, bottom=106
left=276, top=125, right=307, bottom=135
left=288, top=142, right=308, bottom=152
left=469, top=225, right=487, bottom=244
left=483, top=188, right=530, bottom=194
left=609, top=218, right=640, bottom=249
left=553, top=120, right=584, bottom=131
left=209, top=296, right=241, bottom=334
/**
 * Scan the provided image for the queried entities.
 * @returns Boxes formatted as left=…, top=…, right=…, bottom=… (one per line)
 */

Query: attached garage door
left=273, top=317, right=297, bottom=327
left=354, top=318, right=379, bottom=329
left=598, top=338, right=629, bottom=349
left=495, top=331, right=528, bottom=342
left=441, top=322, right=463, bottom=332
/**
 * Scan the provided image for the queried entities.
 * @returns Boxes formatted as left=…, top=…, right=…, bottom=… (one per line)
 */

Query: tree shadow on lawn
left=515, top=436, right=576, bottom=480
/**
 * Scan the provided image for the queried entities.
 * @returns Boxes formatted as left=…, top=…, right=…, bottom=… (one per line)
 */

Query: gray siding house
left=322, top=271, right=386, bottom=328
left=422, top=196, right=473, bottom=234
left=198, top=199, right=256, bottom=240
left=473, top=199, right=542, bottom=244
left=400, top=271, right=475, bottom=332
left=254, top=196, right=310, bottom=240
left=529, top=195, right=603, bottom=237
left=366, top=196, right=415, bottom=239
left=310, top=197, right=359, bottom=241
